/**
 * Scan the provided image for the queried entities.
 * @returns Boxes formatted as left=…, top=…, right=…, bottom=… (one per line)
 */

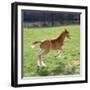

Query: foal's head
left=64, top=29, right=71, bottom=39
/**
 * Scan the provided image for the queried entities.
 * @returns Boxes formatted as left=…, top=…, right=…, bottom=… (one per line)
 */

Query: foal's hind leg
left=37, top=49, right=49, bottom=67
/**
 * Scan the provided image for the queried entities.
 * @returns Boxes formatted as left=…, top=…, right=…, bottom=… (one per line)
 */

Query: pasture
left=23, top=25, right=80, bottom=77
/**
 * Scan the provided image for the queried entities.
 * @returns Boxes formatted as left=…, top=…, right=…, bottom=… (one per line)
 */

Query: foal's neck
left=57, top=32, right=66, bottom=43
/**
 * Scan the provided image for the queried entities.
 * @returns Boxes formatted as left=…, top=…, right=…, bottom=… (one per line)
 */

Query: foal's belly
left=51, top=44, right=61, bottom=50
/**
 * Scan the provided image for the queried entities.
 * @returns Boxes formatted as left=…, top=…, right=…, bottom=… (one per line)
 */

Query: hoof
left=41, top=61, right=47, bottom=67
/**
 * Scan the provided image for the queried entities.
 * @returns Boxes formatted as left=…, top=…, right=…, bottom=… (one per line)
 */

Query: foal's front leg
left=55, top=48, right=64, bottom=58
left=58, top=47, right=64, bottom=58
left=54, top=50, right=61, bottom=58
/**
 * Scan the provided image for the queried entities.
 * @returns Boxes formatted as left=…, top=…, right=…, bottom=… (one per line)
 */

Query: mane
left=57, top=31, right=65, bottom=40
left=54, top=31, right=67, bottom=46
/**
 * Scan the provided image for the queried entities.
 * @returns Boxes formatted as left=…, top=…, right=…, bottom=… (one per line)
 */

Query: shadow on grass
left=50, top=62, right=66, bottom=75
left=34, top=60, right=80, bottom=76
left=35, top=62, right=66, bottom=76
left=50, top=61, right=80, bottom=75
left=36, top=67, right=50, bottom=76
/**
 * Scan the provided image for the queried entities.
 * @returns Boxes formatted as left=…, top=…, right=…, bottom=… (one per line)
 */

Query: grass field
left=23, top=25, right=80, bottom=77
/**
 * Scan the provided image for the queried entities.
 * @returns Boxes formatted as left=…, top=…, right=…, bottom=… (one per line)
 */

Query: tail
left=31, top=41, right=41, bottom=48
left=32, top=41, right=41, bottom=45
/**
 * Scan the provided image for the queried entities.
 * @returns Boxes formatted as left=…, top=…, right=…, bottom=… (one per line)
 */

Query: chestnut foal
left=31, top=29, right=70, bottom=67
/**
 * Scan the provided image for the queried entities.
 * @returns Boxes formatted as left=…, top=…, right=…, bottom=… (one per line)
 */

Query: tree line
left=22, top=10, right=80, bottom=27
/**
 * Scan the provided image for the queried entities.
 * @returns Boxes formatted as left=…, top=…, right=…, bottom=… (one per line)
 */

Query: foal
left=31, top=29, right=70, bottom=67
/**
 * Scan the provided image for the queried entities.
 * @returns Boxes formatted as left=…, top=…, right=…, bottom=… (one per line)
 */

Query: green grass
left=23, top=25, right=80, bottom=77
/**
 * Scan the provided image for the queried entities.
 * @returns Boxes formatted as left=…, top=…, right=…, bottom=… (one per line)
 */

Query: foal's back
left=40, top=40, right=50, bottom=50
left=40, top=39, right=62, bottom=50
